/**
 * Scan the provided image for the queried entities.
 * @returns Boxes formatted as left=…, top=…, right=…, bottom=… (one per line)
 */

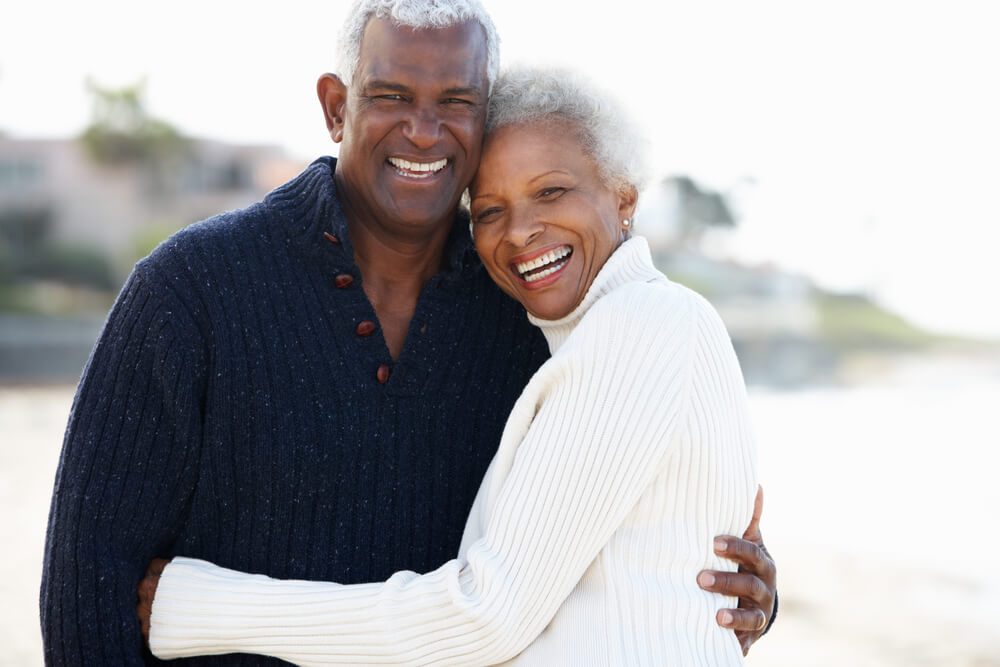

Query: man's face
left=334, top=18, right=490, bottom=232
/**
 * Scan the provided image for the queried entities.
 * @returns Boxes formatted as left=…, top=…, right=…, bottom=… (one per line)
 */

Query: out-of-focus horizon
left=2, top=0, right=999, bottom=339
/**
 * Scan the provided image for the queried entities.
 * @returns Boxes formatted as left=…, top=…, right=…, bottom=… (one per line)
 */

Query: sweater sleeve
left=148, top=284, right=736, bottom=665
left=40, top=264, right=206, bottom=666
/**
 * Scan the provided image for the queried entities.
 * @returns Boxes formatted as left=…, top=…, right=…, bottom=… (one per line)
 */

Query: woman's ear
left=317, top=73, right=348, bottom=143
left=617, top=184, right=639, bottom=222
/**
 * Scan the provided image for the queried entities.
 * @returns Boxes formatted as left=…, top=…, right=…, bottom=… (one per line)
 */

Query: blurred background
left=2, top=0, right=998, bottom=664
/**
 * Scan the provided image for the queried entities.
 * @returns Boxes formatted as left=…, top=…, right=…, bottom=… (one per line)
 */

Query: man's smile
left=387, top=156, right=449, bottom=179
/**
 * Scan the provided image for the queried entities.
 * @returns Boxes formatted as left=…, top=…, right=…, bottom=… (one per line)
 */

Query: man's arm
left=139, top=281, right=758, bottom=665
left=699, top=485, right=778, bottom=655
left=40, top=267, right=204, bottom=665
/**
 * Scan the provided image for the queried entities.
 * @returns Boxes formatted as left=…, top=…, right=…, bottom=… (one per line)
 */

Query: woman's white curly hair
left=485, top=66, right=648, bottom=193
left=336, top=0, right=501, bottom=93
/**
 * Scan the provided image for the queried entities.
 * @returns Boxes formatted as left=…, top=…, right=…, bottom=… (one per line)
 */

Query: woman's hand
left=137, top=558, right=171, bottom=645
left=697, top=486, right=776, bottom=655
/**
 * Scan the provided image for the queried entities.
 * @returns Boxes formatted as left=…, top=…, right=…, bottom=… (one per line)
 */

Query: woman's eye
left=473, top=208, right=502, bottom=224
left=539, top=187, right=566, bottom=199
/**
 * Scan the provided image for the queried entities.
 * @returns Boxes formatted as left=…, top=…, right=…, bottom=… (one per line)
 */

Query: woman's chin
left=520, top=291, right=584, bottom=321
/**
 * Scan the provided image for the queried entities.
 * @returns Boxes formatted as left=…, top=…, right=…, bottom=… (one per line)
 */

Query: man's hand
left=698, top=486, right=776, bottom=655
left=137, top=558, right=170, bottom=645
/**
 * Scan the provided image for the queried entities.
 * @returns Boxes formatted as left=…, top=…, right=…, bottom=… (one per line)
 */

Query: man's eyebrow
left=365, top=80, right=412, bottom=93
left=441, top=86, right=482, bottom=98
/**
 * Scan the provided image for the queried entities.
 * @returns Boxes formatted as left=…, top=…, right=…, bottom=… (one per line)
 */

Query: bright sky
left=3, top=0, right=999, bottom=338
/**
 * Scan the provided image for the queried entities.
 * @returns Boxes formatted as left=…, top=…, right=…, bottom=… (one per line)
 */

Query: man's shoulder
left=136, top=201, right=269, bottom=280
left=139, top=159, right=333, bottom=281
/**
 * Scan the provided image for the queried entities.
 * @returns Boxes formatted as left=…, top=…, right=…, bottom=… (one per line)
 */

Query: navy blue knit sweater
left=40, top=157, right=549, bottom=666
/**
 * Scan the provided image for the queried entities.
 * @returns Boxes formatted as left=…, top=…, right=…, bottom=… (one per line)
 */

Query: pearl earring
left=622, top=219, right=631, bottom=228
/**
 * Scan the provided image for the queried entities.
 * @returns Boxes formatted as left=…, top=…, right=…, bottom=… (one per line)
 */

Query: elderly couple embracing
left=41, top=0, right=777, bottom=664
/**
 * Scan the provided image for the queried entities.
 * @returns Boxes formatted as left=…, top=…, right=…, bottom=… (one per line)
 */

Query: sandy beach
left=3, top=373, right=999, bottom=666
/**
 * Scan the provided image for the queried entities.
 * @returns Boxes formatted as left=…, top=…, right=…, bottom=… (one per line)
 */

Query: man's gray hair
left=336, top=0, right=501, bottom=93
left=486, top=66, right=648, bottom=192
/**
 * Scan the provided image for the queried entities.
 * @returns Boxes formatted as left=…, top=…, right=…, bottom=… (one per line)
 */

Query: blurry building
left=640, top=175, right=831, bottom=386
left=0, top=136, right=305, bottom=257
left=0, top=136, right=306, bottom=381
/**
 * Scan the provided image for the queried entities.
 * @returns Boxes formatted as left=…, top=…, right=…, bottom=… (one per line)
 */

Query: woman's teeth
left=515, top=246, right=572, bottom=282
left=388, top=157, right=448, bottom=178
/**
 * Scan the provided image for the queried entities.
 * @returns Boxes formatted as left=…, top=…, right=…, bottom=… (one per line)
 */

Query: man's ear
left=317, top=73, right=348, bottom=143
left=617, top=183, right=639, bottom=222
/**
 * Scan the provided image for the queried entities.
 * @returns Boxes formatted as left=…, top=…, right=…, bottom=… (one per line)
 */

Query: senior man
left=41, top=1, right=775, bottom=664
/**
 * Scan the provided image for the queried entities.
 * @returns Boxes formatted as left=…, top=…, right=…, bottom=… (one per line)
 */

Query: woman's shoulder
left=575, top=276, right=733, bottom=360
left=589, top=275, right=718, bottom=326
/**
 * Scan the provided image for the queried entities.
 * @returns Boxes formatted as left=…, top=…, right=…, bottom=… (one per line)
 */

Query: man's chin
left=393, top=206, right=460, bottom=230
left=382, top=194, right=463, bottom=230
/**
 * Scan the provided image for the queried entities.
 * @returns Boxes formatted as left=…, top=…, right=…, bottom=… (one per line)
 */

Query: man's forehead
left=355, top=17, right=488, bottom=87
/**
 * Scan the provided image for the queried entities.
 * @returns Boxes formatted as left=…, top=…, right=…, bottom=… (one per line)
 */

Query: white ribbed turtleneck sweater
left=150, top=236, right=758, bottom=665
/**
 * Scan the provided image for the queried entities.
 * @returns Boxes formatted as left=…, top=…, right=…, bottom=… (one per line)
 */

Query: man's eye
left=444, top=98, right=473, bottom=105
left=375, top=94, right=406, bottom=101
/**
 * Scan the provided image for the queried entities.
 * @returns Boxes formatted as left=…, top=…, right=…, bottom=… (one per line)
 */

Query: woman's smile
left=510, top=244, right=574, bottom=288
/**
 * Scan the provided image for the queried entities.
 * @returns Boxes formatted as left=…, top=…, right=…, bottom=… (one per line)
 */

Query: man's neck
left=338, top=189, right=457, bottom=361
left=348, top=214, right=453, bottom=293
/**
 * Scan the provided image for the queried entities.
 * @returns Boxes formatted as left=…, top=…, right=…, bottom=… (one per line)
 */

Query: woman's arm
left=147, top=283, right=750, bottom=665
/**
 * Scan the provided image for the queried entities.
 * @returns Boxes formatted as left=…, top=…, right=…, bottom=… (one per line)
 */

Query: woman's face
left=469, top=122, right=636, bottom=320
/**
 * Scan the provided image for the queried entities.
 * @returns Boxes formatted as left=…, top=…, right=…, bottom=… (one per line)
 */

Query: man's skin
left=320, top=18, right=490, bottom=361
left=708, top=486, right=777, bottom=654
left=135, top=15, right=776, bottom=655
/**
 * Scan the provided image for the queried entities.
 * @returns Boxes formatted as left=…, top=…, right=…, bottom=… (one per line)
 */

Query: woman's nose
left=505, top=207, right=545, bottom=247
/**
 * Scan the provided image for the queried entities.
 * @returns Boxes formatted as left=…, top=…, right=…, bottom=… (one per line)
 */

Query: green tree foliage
left=660, top=175, right=738, bottom=250
left=0, top=208, right=115, bottom=291
left=670, top=176, right=736, bottom=229
left=79, top=79, right=189, bottom=165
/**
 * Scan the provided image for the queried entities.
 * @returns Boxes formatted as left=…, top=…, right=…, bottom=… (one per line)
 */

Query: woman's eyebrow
left=528, top=170, right=569, bottom=184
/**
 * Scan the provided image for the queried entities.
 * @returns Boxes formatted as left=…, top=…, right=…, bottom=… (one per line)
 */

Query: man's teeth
left=388, top=157, right=448, bottom=178
left=515, top=246, right=572, bottom=282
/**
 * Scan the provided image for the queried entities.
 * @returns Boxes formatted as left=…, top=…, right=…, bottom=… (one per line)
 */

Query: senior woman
left=141, top=67, right=762, bottom=665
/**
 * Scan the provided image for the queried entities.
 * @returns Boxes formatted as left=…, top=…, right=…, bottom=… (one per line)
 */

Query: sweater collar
left=529, top=236, right=662, bottom=354
left=266, top=156, right=481, bottom=281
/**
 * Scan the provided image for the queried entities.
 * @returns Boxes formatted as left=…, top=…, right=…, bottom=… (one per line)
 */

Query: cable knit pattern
left=149, top=237, right=758, bottom=665
left=39, top=157, right=549, bottom=666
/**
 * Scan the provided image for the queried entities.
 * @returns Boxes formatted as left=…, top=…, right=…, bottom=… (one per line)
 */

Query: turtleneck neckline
left=528, top=236, right=663, bottom=354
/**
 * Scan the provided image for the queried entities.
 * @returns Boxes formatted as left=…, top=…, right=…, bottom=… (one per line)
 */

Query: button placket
left=318, top=225, right=397, bottom=390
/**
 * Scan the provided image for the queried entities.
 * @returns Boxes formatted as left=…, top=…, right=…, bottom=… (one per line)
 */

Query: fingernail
left=714, top=537, right=727, bottom=552
left=720, top=611, right=734, bottom=626
left=698, top=572, right=715, bottom=587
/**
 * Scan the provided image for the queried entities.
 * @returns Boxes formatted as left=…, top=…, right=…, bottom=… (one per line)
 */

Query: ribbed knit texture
left=39, top=157, right=549, bottom=666
left=149, top=237, right=758, bottom=665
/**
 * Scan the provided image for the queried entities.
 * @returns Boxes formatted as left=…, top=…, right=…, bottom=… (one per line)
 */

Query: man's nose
left=402, top=105, right=442, bottom=149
